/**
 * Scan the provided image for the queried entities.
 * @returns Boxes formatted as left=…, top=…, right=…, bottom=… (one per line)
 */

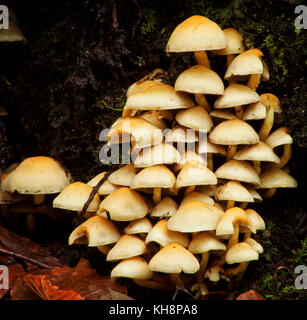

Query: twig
left=0, top=248, right=54, bottom=269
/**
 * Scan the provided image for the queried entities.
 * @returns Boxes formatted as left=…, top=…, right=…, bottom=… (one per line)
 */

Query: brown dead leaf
left=236, top=290, right=266, bottom=300
left=100, top=288, right=133, bottom=300
left=24, top=275, right=83, bottom=300
left=11, top=258, right=129, bottom=300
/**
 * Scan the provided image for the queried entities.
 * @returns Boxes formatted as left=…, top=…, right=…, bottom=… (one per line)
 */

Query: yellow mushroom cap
left=108, top=163, right=137, bottom=187
left=225, top=48, right=264, bottom=79
left=150, top=197, right=178, bottom=219
left=124, top=217, right=153, bottom=235
left=99, top=187, right=149, bottom=221
left=188, top=232, right=226, bottom=254
left=246, top=187, right=263, bottom=202
left=210, top=109, right=237, bottom=120
left=111, top=257, right=153, bottom=280
left=149, top=243, right=200, bottom=274
left=212, top=27, right=244, bottom=55
left=265, top=127, right=293, bottom=149
left=180, top=191, right=214, bottom=207
left=139, top=110, right=167, bottom=129
left=175, top=106, right=214, bottom=132
left=243, top=101, right=267, bottom=120
left=244, top=238, right=264, bottom=254
left=53, top=182, right=100, bottom=212
left=0, top=9, right=26, bottom=43
left=126, top=80, right=162, bottom=98
left=106, top=234, right=147, bottom=261
left=166, top=15, right=227, bottom=52
left=131, top=165, right=176, bottom=189
left=107, top=117, right=163, bottom=148
left=214, top=84, right=259, bottom=109
left=133, top=143, right=181, bottom=168
left=87, top=172, right=120, bottom=196
left=258, top=167, right=297, bottom=189
left=245, top=208, right=265, bottom=231
left=215, top=180, right=254, bottom=203
left=176, top=161, right=217, bottom=188
left=226, top=242, right=259, bottom=264
left=196, top=184, right=217, bottom=197
left=168, top=201, right=223, bottom=233
left=233, top=141, right=280, bottom=164
left=215, top=160, right=260, bottom=185
left=216, top=207, right=255, bottom=236
left=165, top=125, right=199, bottom=144
left=68, top=215, right=120, bottom=246
left=145, top=220, right=189, bottom=248
left=124, top=82, right=194, bottom=111
left=174, top=151, right=206, bottom=172
left=1, top=156, right=70, bottom=195
left=209, top=119, right=259, bottom=145
left=175, top=65, right=224, bottom=95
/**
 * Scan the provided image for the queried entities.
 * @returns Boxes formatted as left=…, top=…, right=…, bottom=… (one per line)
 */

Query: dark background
left=0, top=0, right=306, bottom=299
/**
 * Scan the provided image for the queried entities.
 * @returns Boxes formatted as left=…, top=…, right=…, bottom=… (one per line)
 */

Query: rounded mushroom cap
left=139, top=110, right=167, bottom=129
left=149, top=243, right=200, bottom=274
left=215, top=180, right=254, bottom=203
left=226, top=242, right=259, bottom=264
left=180, top=191, right=214, bottom=207
left=215, top=160, right=260, bottom=185
left=175, top=106, right=213, bottom=132
left=108, top=163, right=137, bottom=187
left=245, top=208, right=265, bottom=231
left=234, top=141, right=280, bottom=164
left=1, top=156, right=70, bottom=195
left=214, top=84, right=259, bottom=109
left=188, top=232, right=226, bottom=254
left=126, top=80, right=162, bottom=98
left=260, top=93, right=281, bottom=113
left=111, top=257, right=153, bottom=280
left=196, top=184, right=217, bottom=197
left=99, top=187, right=149, bottom=221
left=88, top=172, right=120, bottom=196
left=166, top=15, right=227, bottom=52
left=175, top=65, right=224, bottom=95
left=124, top=82, right=194, bottom=111
left=174, top=151, right=206, bottom=172
left=168, top=201, right=223, bottom=233
left=106, top=234, right=147, bottom=261
left=265, top=127, right=293, bottom=149
left=53, top=182, right=100, bottom=212
left=246, top=187, right=263, bottom=202
left=244, top=238, right=264, bottom=254
left=197, top=141, right=227, bottom=156
left=210, top=109, right=237, bottom=120
left=165, top=125, right=199, bottom=144
left=124, top=217, right=153, bottom=235
left=107, top=117, right=163, bottom=148
left=213, top=27, right=245, bottom=55
left=68, top=215, right=121, bottom=246
left=259, top=167, right=297, bottom=189
left=145, top=220, right=189, bottom=248
left=216, top=207, right=255, bottom=236
left=176, top=161, right=217, bottom=188
left=225, top=48, right=264, bottom=79
left=131, top=165, right=176, bottom=189
left=133, top=143, right=181, bottom=168
left=243, top=101, right=267, bottom=120
left=209, top=119, right=259, bottom=145
left=150, top=197, right=178, bottom=219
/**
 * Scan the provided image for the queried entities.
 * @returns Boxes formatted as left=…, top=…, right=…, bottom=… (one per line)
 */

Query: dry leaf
left=236, top=289, right=266, bottom=300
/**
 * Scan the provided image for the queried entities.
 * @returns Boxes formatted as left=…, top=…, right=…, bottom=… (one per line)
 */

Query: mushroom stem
left=259, top=105, right=274, bottom=141
left=194, top=94, right=211, bottom=112
left=262, top=188, right=277, bottom=198
left=190, top=282, right=209, bottom=300
left=97, top=245, right=110, bottom=255
left=194, top=51, right=210, bottom=68
left=26, top=214, right=35, bottom=235
left=278, top=144, right=292, bottom=168
left=226, top=261, right=249, bottom=279
left=227, top=223, right=239, bottom=249
left=247, top=74, right=261, bottom=90
left=240, top=202, right=248, bottom=210
left=33, top=194, right=45, bottom=205
left=235, top=106, right=244, bottom=119
left=226, top=145, right=237, bottom=161
left=133, top=278, right=173, bottom=291
left=153, top=187, right=162, bottom=204
left=207, top=153, right=213, bottom=171
left=226, top=54, right=235, bottom=67
left=253, top=161, right=261, bottom=175
left=226, top=200, right=235, bottom=210
left=184, top=185, right=195, bottom=196
left=197, top=252, right=209, bottom=282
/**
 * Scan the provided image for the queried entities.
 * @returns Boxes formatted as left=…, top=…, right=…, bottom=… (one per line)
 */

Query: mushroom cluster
left=56, top=15, right=297, bottom=298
